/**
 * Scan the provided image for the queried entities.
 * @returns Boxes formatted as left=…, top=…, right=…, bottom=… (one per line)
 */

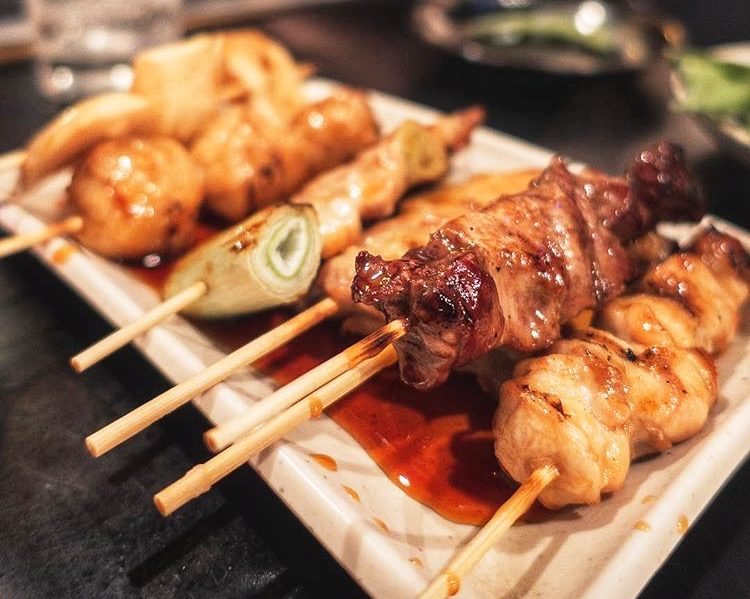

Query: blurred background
left=0, top=1, right=748, bottom=599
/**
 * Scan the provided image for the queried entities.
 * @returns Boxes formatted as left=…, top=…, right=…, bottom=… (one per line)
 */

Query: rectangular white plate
left=2, top=81, right=749, bottom=599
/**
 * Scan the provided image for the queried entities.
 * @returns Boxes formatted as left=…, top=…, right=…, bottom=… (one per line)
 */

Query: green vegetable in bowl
left=672, top=51, right=750, bottom=124
left=462, top=9, right=617, bottom=56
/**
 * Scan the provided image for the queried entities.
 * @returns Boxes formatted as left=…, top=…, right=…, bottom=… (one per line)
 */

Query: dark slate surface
left=0, top=1, right=748, bottom=598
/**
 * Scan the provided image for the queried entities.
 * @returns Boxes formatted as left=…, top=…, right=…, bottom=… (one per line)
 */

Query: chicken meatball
left=69, top=136, right=204, bottom=261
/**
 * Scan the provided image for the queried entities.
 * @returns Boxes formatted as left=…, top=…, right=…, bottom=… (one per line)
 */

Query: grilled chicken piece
left=292, top=107, right=485, bottom=259
left=353, top=142, right=704, bottom=389
left=599, top=228, right=750, bottom=353
left=494, top=229, right=749, bottom=509
left=319, top=170, right=539, bottom=332
left=69, top=136, right=204, bottom=260
left=495, top=328, right=717, bottom=509
left=191, top=89, right=379, bottom=222
left=220, top=30, right=311, bottom=129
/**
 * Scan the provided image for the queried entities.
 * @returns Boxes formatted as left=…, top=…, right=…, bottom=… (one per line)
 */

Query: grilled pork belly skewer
left=353, top=141, right=704, bottom=390
left=205, top=171, right=537, bottom=451
left=83, top=113, right=485, bottom=454
left=420, top=228, right=749, bottom=598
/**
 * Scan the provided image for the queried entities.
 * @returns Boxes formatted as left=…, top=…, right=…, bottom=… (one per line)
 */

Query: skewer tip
left=153, top=463, right=212, bottom=517
left=203, top=429, right=222, bottom=454
left=69, top=355, right=85, bottom=374
left=84, top=435, right=103, bottom=458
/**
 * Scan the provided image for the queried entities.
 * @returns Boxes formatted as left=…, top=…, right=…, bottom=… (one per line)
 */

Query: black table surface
left=1, top=1, right=749, bottom=598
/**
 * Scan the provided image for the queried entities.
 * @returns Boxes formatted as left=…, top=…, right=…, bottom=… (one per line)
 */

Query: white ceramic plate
left=2, top=81, right=749, bottom=599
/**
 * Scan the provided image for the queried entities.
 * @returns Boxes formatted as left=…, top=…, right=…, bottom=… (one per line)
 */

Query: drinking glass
left=24, top=0, right=183, bottom=101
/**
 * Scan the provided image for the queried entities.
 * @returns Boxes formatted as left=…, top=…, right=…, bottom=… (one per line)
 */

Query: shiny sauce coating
left=127, top=250, right=542, bottom=526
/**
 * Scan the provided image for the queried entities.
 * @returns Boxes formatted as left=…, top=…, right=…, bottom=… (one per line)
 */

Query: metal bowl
left=413, top=0, right=685, bottom=75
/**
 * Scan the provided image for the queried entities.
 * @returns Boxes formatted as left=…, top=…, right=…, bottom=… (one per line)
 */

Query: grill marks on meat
left=353, top=142, right=703, bottom=389
left=599, top=227, right=750, bottom=354
left=495, top=328, right=717, bottom=509
left=493, top=229, right=748, bottom=509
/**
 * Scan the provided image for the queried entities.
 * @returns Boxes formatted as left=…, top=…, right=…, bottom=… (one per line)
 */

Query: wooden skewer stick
left=154, top=344, right=398, bottom=516
left=417, top=464, right=559, bottom=599
left=70, top=281, right=209, bottom=372
left=84, top=297, right=341, bottom=457
left=0, top=149, right=25, bottom=173
left=203, top=318, right=406, bottom=452
left=0, top=215, right=83, bottom=259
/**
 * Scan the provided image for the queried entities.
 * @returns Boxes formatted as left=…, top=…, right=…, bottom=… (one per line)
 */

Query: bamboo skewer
left=202, top=318, right=406, bottom=452
left=71, top=290, right=339, bottom=371
left=84, top=297, right=342, bottom=457
left=70, top=281, right=209, bottom=372
left=417, top=465, right=559, bottom=599
left=154, top=344, right=398, bottom=516
left=0, top=215, right=83, bottom=259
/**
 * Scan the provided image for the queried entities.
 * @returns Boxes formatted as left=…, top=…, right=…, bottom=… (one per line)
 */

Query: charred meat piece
left=352, top=142, right=703, bottom=389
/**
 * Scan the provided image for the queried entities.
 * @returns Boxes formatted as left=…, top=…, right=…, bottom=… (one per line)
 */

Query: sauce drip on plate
left=127, top=252, right=544, bottom=526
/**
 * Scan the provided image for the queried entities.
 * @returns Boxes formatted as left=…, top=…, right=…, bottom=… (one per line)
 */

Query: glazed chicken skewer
left=417, top=226, right=750, bottom=599
left=496, top=227, right=749, bottom=508
left=2, top=31, right=318, bottom=257
left=73, top=106, right=483, bottom=374
left=152, top=142, right=705, bottom=515
left=3, top=89, right=378, bottom=266
left=83, top=109, right=486, bottom=457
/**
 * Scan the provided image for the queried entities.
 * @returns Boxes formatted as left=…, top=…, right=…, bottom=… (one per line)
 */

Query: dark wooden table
left=1, top=1, right=749, bottom=598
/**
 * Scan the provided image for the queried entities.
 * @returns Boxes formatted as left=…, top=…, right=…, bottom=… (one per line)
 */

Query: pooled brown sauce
left=51, top=243, right=78, bottom=265
left=677, top=514, right=689, bottom=534
left=372, top=517, right=390, bottom=533
left=310, top=453, right=338, bottom=472
left=342, top=485, right=360, bottom=503
left=126, top=251, right=541, bottom=526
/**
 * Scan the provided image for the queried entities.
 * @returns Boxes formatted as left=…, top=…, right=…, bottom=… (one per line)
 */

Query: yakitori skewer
left=416, top=226, right=750, bottom=599
left=0, top=29, right=368, bottom=265
left=154, top=343, right=399, bottom=516
left=85, top=316, right=405, bottom=457
left=417, top=465, right=559, bottom=599
left=0, top=216, right=83, bottom=259
left=73, top=108, right=482, bottom=371
left=352, top=141, right=704, bottom=390
left=495, top=227, right=749, bottom=509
